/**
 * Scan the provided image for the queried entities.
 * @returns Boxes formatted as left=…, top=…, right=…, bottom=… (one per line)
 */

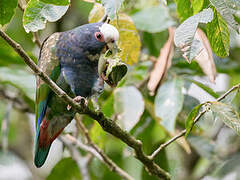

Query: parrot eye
left=95, top=32, right=104, bottom=42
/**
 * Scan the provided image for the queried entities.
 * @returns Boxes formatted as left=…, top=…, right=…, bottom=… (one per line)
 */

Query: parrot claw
left=67, top=96, right=88, bottom=110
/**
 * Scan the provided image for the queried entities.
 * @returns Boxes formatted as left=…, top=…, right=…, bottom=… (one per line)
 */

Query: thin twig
left=0, top=87, right=33, bottom=113
left=60, top=136, right=91, bottom=180
left=0, top=28, right=170, bottom=180
left=1, top=102, right=12, bottom=154
left=75, top=114, right=134, bottom=180
left=32, top=32, right=41, bottom=48
left=149, top=83, right=240, bottom=159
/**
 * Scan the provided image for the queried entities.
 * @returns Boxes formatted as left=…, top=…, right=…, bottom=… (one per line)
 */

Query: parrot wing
left=35, top=32, right=61, bottom=149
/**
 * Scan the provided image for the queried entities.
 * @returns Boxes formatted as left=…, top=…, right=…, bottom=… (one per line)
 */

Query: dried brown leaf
left=147, top=27, right=175, bottom=95
left=195, top=29, right=217, bottom=83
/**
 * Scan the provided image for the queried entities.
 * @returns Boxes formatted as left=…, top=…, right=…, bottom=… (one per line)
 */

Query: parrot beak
left=106, top=41, right=121, bottom=56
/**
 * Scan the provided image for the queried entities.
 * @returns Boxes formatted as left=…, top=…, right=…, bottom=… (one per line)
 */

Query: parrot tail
left=34, top=117, right=64, bottom=168
left=34, top=145, right=51, bottom=168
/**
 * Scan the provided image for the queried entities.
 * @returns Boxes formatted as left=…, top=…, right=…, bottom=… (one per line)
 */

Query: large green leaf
left=39, top=0, right=70, bottom=6
left=209, top=0, right=239, bottom=33
left=210, top=102, right=240, bottom=135
left=0, top=67, right=35, bottom=101
left=23, top=0, right=69, bottom=32
left=175, top=0, right=193, bottom=22
left=192, top=0, right=205, bottom=14
left=131, top=5, right=176, bottom=33
left=114, top=86, right=144, bottom=131
left=206, top=7, right=230, bottom=57
left=101, top=0, right=124, bottom=19
left=174, top=8, right=213, bottom=62
left=154, top=77, right=184, bottom=132
left=0, top=0, right=17, bottom=26
left=47, top=157, right=82, bottom=180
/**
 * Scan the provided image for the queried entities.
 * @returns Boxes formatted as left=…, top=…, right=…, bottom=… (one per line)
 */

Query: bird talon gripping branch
left=67, top=96, right=88, bottom=110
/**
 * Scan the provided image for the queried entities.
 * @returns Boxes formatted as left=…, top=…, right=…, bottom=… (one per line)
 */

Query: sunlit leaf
left=89, top=4, right=141, bottom=65
left=206, top=7, right=230, bottom=57
left=210, top=102, right=240, bottom=135
left=47, top=157, right=82, bottom=180
left=0, top=67, right=35, bottom=101
left=192, top=0, right=204, bottom=14
left=131, top=5, right=176, bottom=33
left=174, top=8, right=214, bottom=62
left=185, top=103, right=204, bottom=137
left=155, top=77, right=184, bottom=132
left=0, top=0, right=17, bottom=26
left=101, top=0, right=124, bottom=19
left=89, top=122, right=106, bottom=148
left=23, top=0, right=69, bottom=32
left=39, top=0, right=70, bottom=6
left=209, top=0, right=240, bottom=33
left=175, top=0, right=193, bottom=22
left=114, top=86, right=144, bottom=131
left=101, top=94, right=114, bottom=118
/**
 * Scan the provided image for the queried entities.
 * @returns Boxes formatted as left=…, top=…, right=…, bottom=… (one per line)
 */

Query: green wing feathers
left=35, top=33, right=61, bottom=167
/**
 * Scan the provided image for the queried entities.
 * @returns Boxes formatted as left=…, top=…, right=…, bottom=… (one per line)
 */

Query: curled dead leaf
left=194, top=28, right=216, bottom=83
left=147, top=27, right=175, bottom=95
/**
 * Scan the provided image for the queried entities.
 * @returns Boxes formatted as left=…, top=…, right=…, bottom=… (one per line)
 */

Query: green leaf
left=209, top=0, right=239, bottom=33
left=175, top=0, right=193, bottom=22
left=23, top=0, right=69, bottom=32
left=39, top=0, right=70, bottom=6
left=155, top=77, right=184, bottom=132
left=114, top=86, right=144, bottom=131
left=192, top=0, right=204, bottom=14
left=101, top=0, right=124, bottom=19
left=0, top=67, right=35, bottom=101
left=186, top=78, right=219, bottom=98
left=89, top=122, right=106, bottom=148
left=47, top=157, right=82, bottom=180
left=185, top=103, right=204, bottom=137
left=206, top=7, right=230, bottom=57
left=102, top=94, right=114, bottom=118
left=210, top=102, right=240, bottom=135
left=131, top=5, right=176, bottom=33
left=0, top=0, right=18, bottom=26
left=174, top=8, right=213, bottom=62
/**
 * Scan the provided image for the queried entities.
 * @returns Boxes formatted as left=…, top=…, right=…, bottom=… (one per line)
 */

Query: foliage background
left=0, top=0, right=240, bottom=180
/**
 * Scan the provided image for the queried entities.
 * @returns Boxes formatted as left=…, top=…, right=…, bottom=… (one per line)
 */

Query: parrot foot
left=67, top=96, right=88, bottom=110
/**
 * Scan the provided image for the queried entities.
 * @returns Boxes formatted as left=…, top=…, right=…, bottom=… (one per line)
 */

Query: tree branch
left=59, top=136, right=91, bottom=180
left=149, top=83, right=240, bottom=159
left=75, top=114, right=134, bottom=180
left=0, top=29, right=170, bottom=180
left=0, top=87, right=33, bottom=113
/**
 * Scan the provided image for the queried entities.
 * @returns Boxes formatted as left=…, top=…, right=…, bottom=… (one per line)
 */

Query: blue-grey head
left=65, top=22, right=119, bottom=57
